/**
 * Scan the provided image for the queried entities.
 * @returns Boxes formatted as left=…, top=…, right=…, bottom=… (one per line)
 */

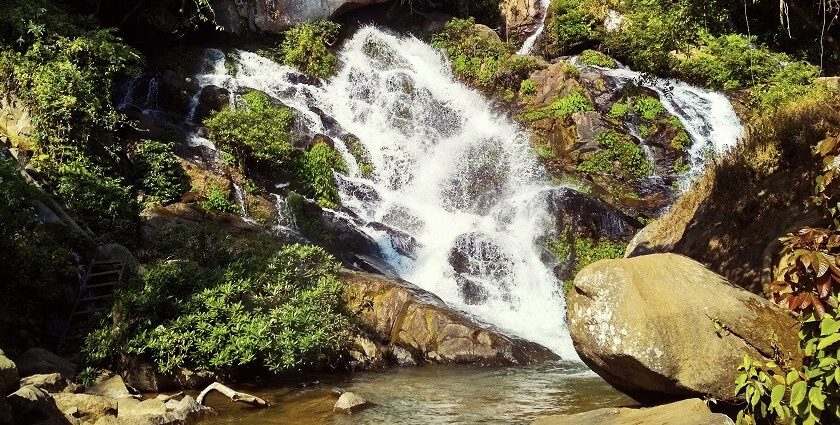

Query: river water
left=202, top=362, right=634, bottom=424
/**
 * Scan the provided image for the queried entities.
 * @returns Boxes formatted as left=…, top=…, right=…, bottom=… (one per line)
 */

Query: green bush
left=578, top=130, right=652, bottom=178
left=433, top=18, right=545, bottom=95
left=675, top=31, right=820, bottom=106
left=135, top=140, right=188, bottom=205
left=579, top=49, right=616, bottom=68
left=200, top=184, right=236, bottom=214
left=632, top=96, right=667, bottom=121
left=205, top=91, right=295, bottom=170
left=546, top=0, right=597, bottom=55
left=281, top=20, right=340, bottom=79
left=53, top=158, right=138, bottom=243
left=295, top=142, right=348, bottom=209
left=346, top=136, right=374, bottom=178
left=86, top=242, right=351, bottom=374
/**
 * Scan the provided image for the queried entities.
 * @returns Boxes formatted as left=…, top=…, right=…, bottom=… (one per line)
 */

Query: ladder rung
left=84, top=282, right=117, bottom=289
left=87, top=270, right=121, bottom=278
left=79, top=294, right=114, bottom=302
left=92, top=259, right=123, bottom=266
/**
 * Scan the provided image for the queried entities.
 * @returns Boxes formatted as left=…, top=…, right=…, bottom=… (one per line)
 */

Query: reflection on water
left=202, top=362, right=635, bottom=424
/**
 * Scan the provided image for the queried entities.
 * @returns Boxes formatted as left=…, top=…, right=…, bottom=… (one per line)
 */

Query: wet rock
left=532, top=398, right=733, bottom=425
left=192, top=85, right=230, bottom=124
left=367, top=222, right=419, bottom=259
left=567, top=254, right=801, bottom=402
left=333, top=392, right=370, bottom=414
left=571, top=111, right=608, bottom=151
left=210, top=0, right=390, bottom=33
left=51, top=393, right=116, bottom=424
left=0, top=349, right=19, bottom=396
left=343, top=270, right=557, bottom=366
left=7, top=385, right=65, bottom=424
left=348, top=335, right=386, bottom=370
left=20, top=374, right=77, bottom=394
left=545, top=188, right=641, bottom=241
left=448, top=232, right=512, bottom=304
left=390, top=346, right=417, bottom=367
left=15, top=348, right=76, bottom=381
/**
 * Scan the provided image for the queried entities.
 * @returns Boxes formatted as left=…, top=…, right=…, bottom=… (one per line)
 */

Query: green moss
left=609, top=102, right=630, bottom=119
left=521, top=90, right=594, bottom=122
left=672, top=157, right=692, bottom=174
left=579, top=50, right=616, bottom=68
left=281, top=20, right=340, bottom=79
left=520, top=79, right=536, bottom=96
left=200, top=184, right=236, bottom=213
left=671, top=130, right=691, bottom=151
left=346, top=136, right=375, bottom=179
left=632, top=96, right=667, bottom=121
left=572, top=237, right=627, bottom=275
left=578, top=130, right=652, bottom=178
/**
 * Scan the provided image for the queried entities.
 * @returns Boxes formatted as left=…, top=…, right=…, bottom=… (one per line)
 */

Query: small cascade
left=273, top=194, right=299, bottom=235
left=232, top=183, right=250, bottom=220
left=517, top=0, right=552, bottom=55
left=585, top=64, right=744, bottom=181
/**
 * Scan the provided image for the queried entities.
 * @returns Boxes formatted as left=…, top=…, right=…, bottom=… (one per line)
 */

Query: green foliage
left=671, top=130, right=691, bottom=151
left=603, top=1, right=688, bottom=74
left=522, top=90, right=594, bottom=122
left=736, top=228, right=840, bottom=424
left=200, top=184, right=236, bottom=214
left=632, top=96, right=667, bottom=121
left=609, top=102, right=631, bottom=119
left=295, top=142, right=348, bottom=209
left=86, top=238, right=351, bottom=374
left=205, top=91, right=295, bottom=170
left=53, top=157, right=138, bottom=243
left=520, top=79, right=536, bottom=96
left=134, top=140, right=188, bottom=205
left=579, top=50, right=616, bottom=68
left=546, top=0, right=597, bottom=55
left=281, top=20, right=340, bottom=79
left=346, top=136, right=374, bottom=178
left=433, top=18, right=545, bottom=95
left=672, top=157, right=692, bottom=175
left=0, top=158, right=75, bottom=354
left=572, top=237, right=627, bottom=275
left=579, top=130, right=652, bottom=178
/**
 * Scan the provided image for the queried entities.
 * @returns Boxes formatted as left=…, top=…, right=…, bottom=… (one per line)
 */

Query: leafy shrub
left=295, top=142, right=347, bottom=209
left=579, top=49, right=616, bottom=68
left=578, top=130, right=652, bottom=178
left=53, top=158, right=138, bottom=243
left=549, top=235, right=627, bottom=292
left=520, top=79, right=536, bottom=96
left=546, top=0, right=597, bottom=55
left=205, top=91, right=295, bottom=170
left=281, top=20, right=340, bottom=79
left=345, top=136, right=374, bottom=178
left=135, top=140, right=188, bottom=205
left=433, top=18, right=546, bottom=95
left=86, top=242, right=351, bottom=374
left=603, top=1, right=688, bottom=74
left=632, top=96, right=667, bottom=121
left=200, top=184, right=236, bottom=214
left=609, top=102, right=631, bottom=118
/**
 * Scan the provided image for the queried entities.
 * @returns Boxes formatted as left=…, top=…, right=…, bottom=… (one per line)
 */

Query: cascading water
left=177, top=27, right=743, bottom=360
left=517, top=0, right=552, bottom=55
left=570, top=60, right=744, bottom=181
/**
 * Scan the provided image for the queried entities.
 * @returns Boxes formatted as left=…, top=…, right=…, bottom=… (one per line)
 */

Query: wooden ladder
left=56, top=258, right=126, bottom=354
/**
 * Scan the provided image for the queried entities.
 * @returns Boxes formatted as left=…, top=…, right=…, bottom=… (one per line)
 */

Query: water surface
left=203, top=362, right=634, bottom=424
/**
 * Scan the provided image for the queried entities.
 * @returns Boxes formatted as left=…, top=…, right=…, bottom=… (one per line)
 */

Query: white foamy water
left=517, top=0, right=552, bottom=55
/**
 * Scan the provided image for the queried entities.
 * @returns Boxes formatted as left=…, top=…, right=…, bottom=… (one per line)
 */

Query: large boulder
left=51, top=393, right=117, bottom=423
left=343, top=270, right=557, bottom=366
left=532, top=398, right=733, bottom=425
left=14, top=348, right=76, bottom=380
left=6, top=385, right=65, bottom=425
left=209, top=0, right=390, bottom=33
left=0, top=349, right=18, bottom=396
left=19, top=373, right=77, bottom=394
left=566, top=254, right=801, bottom=402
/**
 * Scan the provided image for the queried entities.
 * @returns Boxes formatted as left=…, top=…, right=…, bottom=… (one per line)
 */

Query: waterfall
left=517, top=0, right=552, bottom=55
left=184, top=27, right=743, bottom=358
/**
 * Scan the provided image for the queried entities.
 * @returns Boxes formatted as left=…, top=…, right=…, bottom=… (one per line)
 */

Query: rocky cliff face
left=209, top=0, right=390, bottom=33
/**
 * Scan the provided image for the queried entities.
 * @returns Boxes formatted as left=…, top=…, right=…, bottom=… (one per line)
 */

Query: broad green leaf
left=817, top=333, right=840, bottom=350
left=821, top=317, right=840, bottom=336
left=787, top=370, right=800, bottom=385
left=809, top=386, right=826, bottom=410
left=790, top=380, right=807, bottom=406
left=770, top=384, right=785, bottom=407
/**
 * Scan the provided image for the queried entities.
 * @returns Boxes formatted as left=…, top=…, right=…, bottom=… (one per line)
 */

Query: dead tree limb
left=196, top=382, right=270, bottom=408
